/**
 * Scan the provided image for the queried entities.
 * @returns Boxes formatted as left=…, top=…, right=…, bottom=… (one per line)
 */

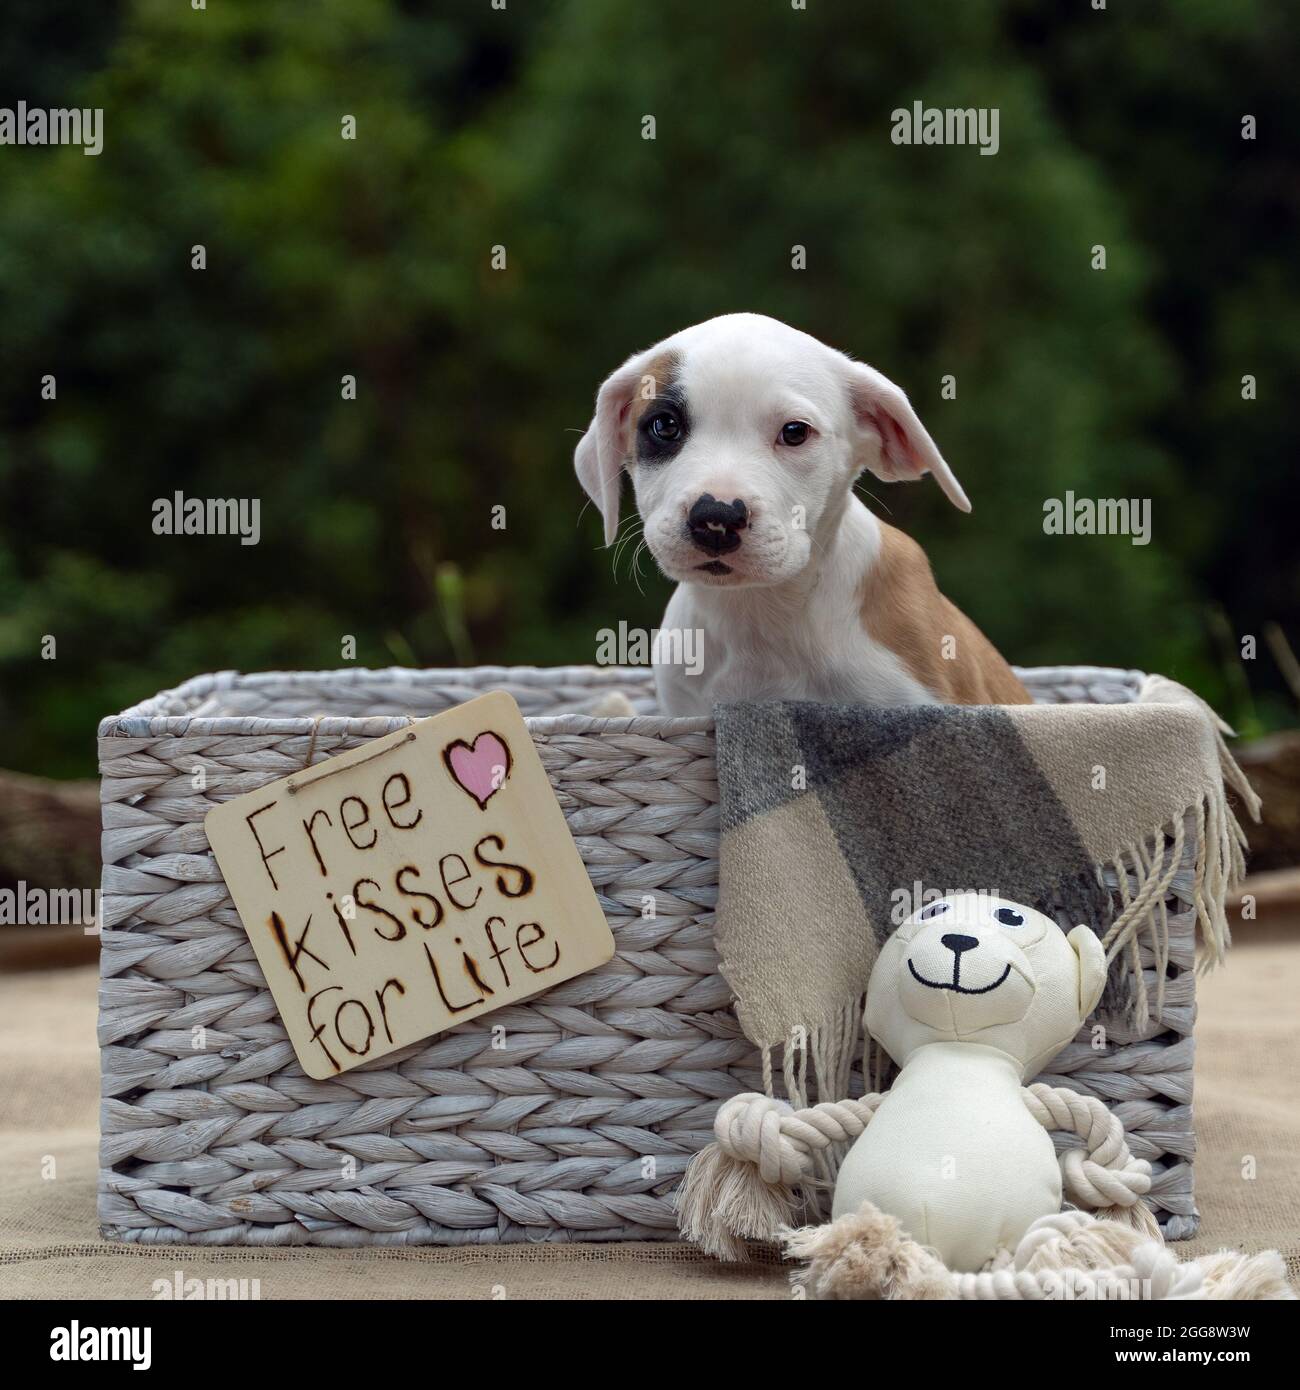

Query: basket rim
left=97, top=663, right=1149, bottom=741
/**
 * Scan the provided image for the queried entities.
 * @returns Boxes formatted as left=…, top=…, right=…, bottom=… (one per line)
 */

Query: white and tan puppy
left=574, top=313, right=1030, bottom=714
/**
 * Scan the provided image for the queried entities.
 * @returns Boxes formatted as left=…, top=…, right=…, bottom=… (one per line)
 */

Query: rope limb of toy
left=1021, top=1083, right=1157, bottom=1228
left=676, top=1093, right=877, bottom=1261
left=678, top=893, right=1292, bottom=1299
left=784, top=1207, right=1217, bottom=1301
left=678, top=1087, right=1292, bottom=1299
left=676, top=1084, right=1155, bottom=1263
left=680, top=1093, right=1291, bottom=1300
left=784, top=1205, right=1292, bottom=1301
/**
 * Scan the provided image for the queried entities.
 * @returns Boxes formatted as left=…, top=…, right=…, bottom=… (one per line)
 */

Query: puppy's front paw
left=588, top=690, right=636, bottom=717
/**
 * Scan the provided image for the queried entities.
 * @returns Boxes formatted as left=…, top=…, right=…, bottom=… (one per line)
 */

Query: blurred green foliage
left=0, top=0, right=1295, bottom=777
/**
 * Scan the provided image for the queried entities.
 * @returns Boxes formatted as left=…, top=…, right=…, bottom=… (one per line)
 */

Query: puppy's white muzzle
left=644, top=488, right=804, bottom=588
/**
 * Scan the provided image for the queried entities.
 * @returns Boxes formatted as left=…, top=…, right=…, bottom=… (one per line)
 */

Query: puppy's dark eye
left=649, top=412, right=681, bottom=442
left=920, top=902, right=950, bottom=919
left=779, top=421, right=810, bottom=447
left=994, top=907, right=1025, bottom=927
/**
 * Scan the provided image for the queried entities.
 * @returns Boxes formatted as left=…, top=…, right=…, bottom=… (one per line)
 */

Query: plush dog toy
left=678, top=893, right=1293, bottom=1300
left=834, top=892, right=1116, bottom=1270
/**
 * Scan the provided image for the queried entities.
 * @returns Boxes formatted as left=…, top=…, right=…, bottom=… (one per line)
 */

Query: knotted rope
left=1021, top=1082, right=1156, bottom=1228
left=675, top=1092, right=881, bottom=1260
left=786, top=1203, right=1292, bottom=1301
left=949, top=1211, right=1203, bottom=1301
left=703, top=1081, right=1290, bottom=1300
left=714, top=1092, right=881, bottom=1183
left=677, top=1080, right=1154, bottom=1261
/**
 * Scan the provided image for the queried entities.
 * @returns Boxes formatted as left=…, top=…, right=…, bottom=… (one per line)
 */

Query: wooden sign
left=204, top=691, right=614, bottom=1078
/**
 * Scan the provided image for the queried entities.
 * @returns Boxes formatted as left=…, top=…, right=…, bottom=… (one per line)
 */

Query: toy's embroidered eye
left=994, top=907, right=1025, bottom=927
left=919, top=902, right=950, bottom=920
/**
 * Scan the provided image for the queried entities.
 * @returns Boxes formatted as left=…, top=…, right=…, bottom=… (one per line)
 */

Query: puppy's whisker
left=609, top=514, right=641, bottom=554
left=611, top=521, right=637, bottom=560
left=631, top=539, right=649, bottom=595
left=797, top=522, right=830, bottom=562
left=621, top=531, right=645, bottom=579
left=853, top=481, right=893, bottom=516
left=610, top=519, right=645, bottom=582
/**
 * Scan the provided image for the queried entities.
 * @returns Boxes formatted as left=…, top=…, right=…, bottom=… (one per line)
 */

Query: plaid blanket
left=713, top=675, right=1259, bottom=1105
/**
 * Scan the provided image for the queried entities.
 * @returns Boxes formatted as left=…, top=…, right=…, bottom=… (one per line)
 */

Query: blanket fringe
left=746, top=1000, right=870, bottom=1222
left=751, top=682, right=1260, bottom=1115
left=768, top=762, right=1258, bottom=1087
left=1099, top=763, right=1257, bottom=1022
left=764, top=767, right=1257, bottom=1090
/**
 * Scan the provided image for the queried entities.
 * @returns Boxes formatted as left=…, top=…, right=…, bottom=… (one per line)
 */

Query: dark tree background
left=0, top=0, right=1296, bottom=778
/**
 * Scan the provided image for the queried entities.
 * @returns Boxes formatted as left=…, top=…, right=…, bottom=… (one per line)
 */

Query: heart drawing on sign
left=442, top=731, right=513, bottom=809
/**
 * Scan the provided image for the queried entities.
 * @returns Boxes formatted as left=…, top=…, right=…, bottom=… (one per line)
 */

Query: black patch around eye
left=994, top=907, right=1025, bottom=926
left=919, top=902, right=950, bottom=919
left=635, top=388, right=689, bottom=464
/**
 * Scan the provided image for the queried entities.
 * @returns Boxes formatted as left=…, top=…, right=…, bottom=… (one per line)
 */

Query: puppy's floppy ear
left=574, top=347, right=664, bottom=546
left=847, top=360, right=971, bottom=513
left=1067, top=924, right=1108, bottom=1019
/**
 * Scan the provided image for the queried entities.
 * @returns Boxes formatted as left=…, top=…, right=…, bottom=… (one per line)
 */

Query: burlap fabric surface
left=1, top=938, right=1296, bottom=1299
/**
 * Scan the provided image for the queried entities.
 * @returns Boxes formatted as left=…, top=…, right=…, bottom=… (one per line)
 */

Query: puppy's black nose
left=688, top=494, right=748, bottom=555
left=941, top=933, right=979, bottom=955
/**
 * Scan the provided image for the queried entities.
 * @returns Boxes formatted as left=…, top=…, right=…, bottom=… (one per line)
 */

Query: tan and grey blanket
left=713, top=675, right=1260, bottom=1105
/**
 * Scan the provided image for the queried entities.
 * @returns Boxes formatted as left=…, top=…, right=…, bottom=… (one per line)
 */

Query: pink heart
left=443, top=731, right=512, bottom=809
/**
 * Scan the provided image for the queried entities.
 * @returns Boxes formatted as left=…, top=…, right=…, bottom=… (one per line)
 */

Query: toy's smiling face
left=866, top=892, right=1108, bottom=1080
left=898, top=895, right=1045, bottom=1032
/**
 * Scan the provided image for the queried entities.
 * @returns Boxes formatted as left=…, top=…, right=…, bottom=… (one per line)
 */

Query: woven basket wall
left=97, top=664, right=1199, bottom=1246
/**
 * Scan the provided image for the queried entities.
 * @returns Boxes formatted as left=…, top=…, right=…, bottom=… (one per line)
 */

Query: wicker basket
left=97, top=664, right=1199, bottom=1246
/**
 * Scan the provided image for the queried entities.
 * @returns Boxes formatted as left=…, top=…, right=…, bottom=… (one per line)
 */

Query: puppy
left=574, top=313, right=1030, bottom=715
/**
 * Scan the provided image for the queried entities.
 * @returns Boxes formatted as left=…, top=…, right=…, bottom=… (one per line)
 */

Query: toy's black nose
left=941, top=933, right=979, bottom=955
left=688, top=494, right=747, bottom=555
